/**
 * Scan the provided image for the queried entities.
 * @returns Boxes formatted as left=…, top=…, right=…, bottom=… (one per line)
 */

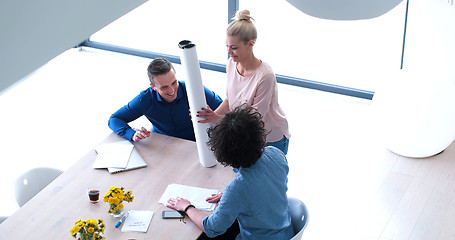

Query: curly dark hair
left=207, top=104, right=267, bottom=168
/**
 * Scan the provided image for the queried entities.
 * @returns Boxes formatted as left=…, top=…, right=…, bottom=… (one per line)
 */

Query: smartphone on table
left=162, top=210, right=184, bottom=219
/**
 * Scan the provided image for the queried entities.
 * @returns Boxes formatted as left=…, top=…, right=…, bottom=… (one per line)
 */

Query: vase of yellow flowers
left=103, top=186, right=134, bottom=217
left=70, top=218, right=105, bottom=240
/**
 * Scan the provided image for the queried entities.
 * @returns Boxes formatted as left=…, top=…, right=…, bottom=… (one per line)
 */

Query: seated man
left=167, top=104, right=294, bottom=240
left=108, top=58, right=223, bottom=142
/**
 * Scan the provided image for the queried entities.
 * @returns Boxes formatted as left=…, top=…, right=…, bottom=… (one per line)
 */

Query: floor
left=1, top=48, right=455, bottom=240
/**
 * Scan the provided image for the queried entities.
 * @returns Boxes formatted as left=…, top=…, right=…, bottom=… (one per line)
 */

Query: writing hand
left=131, top=127, right=151, bottom=142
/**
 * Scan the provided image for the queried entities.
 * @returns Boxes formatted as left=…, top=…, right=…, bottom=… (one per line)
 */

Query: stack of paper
left=121, top=210, right=154, bottom=232
left=159, top=183, right=220, bottom=211
left=93, top=140, right=147, bottom=173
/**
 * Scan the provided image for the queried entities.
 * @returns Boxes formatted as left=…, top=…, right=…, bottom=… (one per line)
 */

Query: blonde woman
left=197, top=9, right=290, bottom=154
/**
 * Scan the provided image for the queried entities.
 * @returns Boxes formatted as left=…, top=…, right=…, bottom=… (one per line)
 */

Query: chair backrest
left=288, top=197, right=309, bottom=240
left=14, top=167, right=63, bottom=207
left=0, top=216, right=7, bottom=224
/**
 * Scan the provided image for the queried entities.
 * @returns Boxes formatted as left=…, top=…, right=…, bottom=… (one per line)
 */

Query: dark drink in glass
left=88, top=188, right=100, bottom=203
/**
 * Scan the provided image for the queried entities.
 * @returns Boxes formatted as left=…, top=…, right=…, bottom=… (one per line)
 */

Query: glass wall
left=91, top=0, right=228, bottom=66
left=239, top=0, right=407, bottom=91
left=91, top=0, right=407, bottom=92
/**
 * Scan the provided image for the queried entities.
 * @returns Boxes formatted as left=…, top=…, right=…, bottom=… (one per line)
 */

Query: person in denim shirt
left=167, top=104, right=294, bottom=240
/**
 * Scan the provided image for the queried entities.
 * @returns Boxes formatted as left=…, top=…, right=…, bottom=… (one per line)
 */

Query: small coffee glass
left=87, top=187, right=100, bottom=203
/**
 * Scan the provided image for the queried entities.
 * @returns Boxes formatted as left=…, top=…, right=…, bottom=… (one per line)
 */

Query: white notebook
left=108, top=147, right=147, bottom=173
left=93, top=141, right=134, bottom=169
left=93, top=140, right=147, bottom=173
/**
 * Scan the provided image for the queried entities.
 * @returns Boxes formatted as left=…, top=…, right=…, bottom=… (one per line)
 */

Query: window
left=90, top=0, right=407, bottom=94
left=239, top=0, right=407, bottom=91
left=90, top=0, right=227, bottom=65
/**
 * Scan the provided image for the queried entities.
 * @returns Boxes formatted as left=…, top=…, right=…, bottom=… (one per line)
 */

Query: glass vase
left=110, top=208, right=124, bottom=218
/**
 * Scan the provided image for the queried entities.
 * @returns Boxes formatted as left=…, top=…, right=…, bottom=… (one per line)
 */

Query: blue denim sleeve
left=108, top=93, right=146, bottom=140
left=202, top=183, right=241, bottom=238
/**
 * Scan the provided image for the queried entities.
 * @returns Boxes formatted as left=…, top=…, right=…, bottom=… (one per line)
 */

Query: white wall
left=403, top=0, right=455, bottom=79
left=372, top=0, right=455, bottom=158
left=0, top=0, right=148, bottom=94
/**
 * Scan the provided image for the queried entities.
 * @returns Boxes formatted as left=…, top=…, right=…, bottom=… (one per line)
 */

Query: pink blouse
left=226, top=58, right=290, bottom=142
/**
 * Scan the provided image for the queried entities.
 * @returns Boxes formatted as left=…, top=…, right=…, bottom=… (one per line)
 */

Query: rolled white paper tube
left=179, top=40, right=217, bottom=167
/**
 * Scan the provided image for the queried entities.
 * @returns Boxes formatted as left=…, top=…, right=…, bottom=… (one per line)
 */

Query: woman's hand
left=196, top=105, right=223, bottom=124
left=167, top=197, right=192, bottom=212
left=206, top=193, right=223, bottom=203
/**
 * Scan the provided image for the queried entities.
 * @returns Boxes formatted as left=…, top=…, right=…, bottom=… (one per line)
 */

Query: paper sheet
left=93, top=140, right=134, bottom=169
left=121, top=210, right=154, bottom=232
left=179, top=40, right=217, bottom=168
left=159, top=183, right=219, bottom=211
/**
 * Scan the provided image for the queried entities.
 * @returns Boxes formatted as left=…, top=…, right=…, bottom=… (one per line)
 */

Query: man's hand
left=131, top=127, right=151, bottom=142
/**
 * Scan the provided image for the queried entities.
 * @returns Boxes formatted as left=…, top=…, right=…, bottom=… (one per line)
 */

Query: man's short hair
left=147, top=58, right=175, bottom=85
left=207, top=104, right=267, bottom=168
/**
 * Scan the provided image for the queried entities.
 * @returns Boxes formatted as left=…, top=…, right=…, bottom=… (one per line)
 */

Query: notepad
left=121, top=210, right=154, bottom=232
left=107, top=147, right=147, bottom=173
left=159, top=183, right=220, bottom=211
left=93, top=140, right=147, bottom=173
left=93, top=140, right=133, bottom=169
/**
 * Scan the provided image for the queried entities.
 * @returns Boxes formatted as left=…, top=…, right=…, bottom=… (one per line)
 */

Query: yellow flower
left=70, top=218, right=105, bottom=239
left=70, top=227, right=76, bottom=236
left=87, top=219, right=97, bottom=225
left=108, top=198, right=115, bottom=204
left=104, top=186, right=134, bottom=214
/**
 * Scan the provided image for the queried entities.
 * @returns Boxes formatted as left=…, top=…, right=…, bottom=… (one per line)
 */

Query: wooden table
left=0, top=133, right=235, bottom=239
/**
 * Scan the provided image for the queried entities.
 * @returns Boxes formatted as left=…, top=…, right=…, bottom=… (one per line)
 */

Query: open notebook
left=158, top=183, right=219, bottom=211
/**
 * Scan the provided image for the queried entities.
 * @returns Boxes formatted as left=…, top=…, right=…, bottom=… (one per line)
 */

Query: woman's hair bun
left=234, top=9, right=253, bottom=22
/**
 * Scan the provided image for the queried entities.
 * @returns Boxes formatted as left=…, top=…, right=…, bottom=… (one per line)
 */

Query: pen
left=115, top=212, right=129, bottom=228
left=135, top=128, right=151, bottom=134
